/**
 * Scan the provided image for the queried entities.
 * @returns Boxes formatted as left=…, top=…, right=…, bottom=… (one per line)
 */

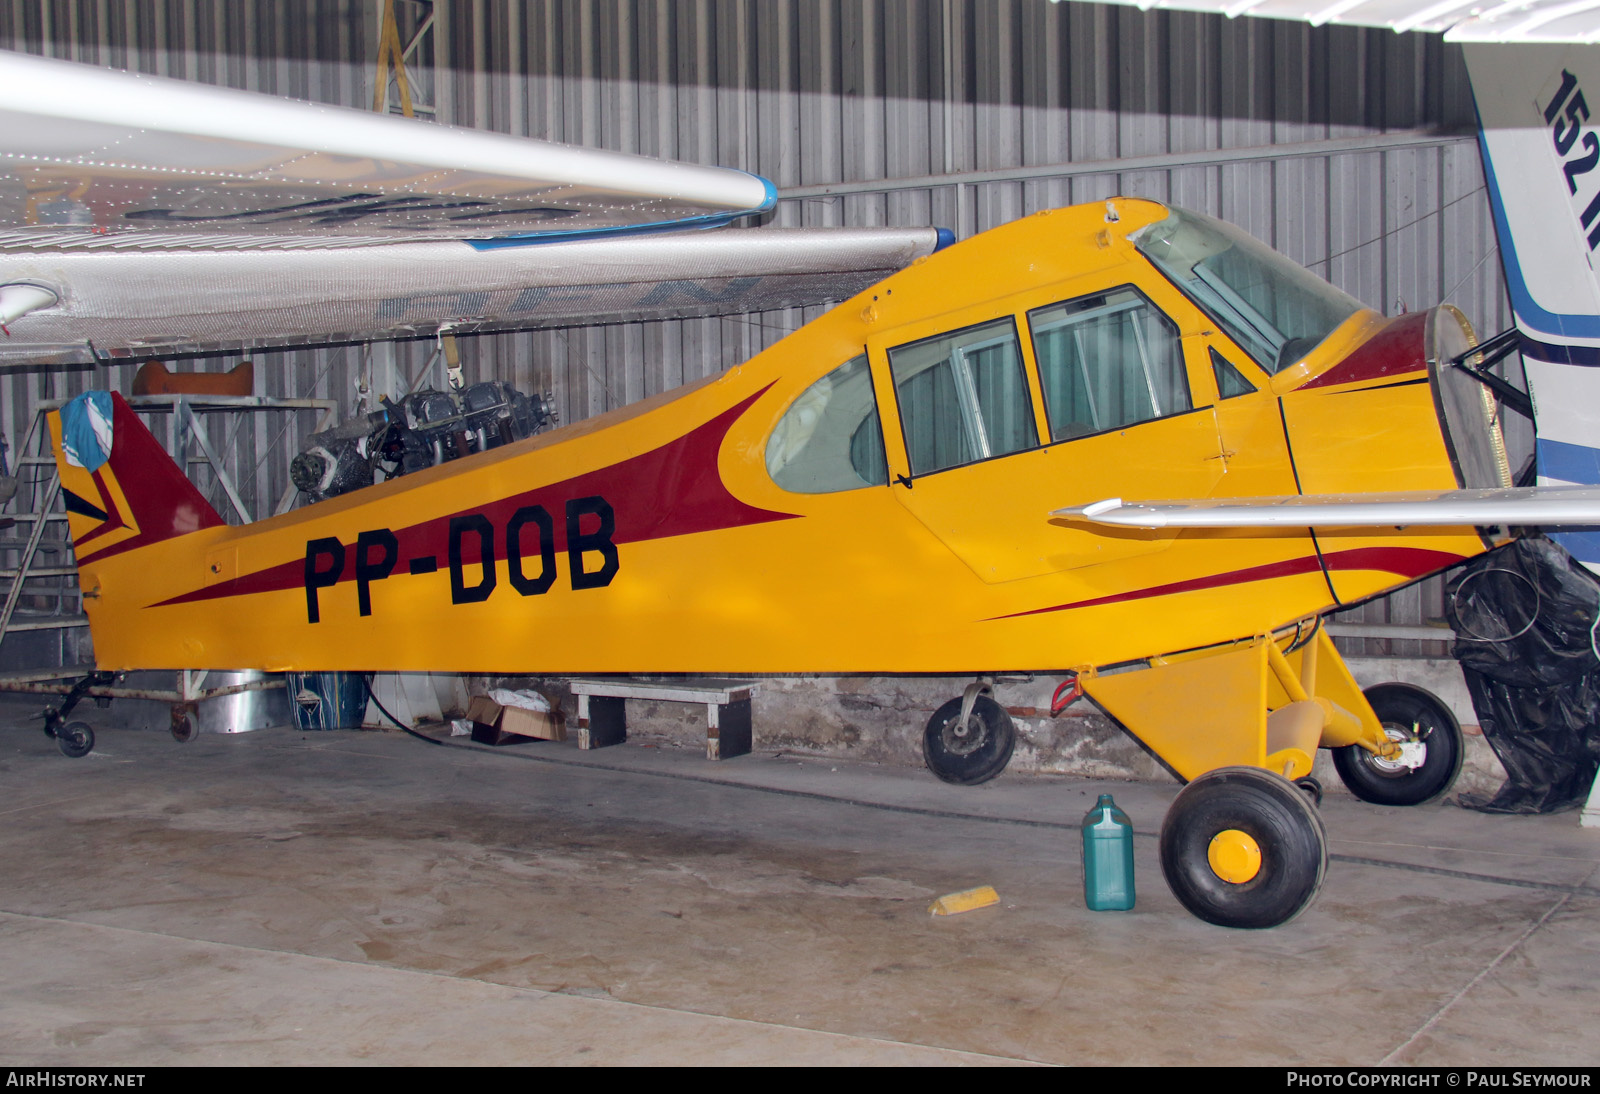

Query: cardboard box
left=466, top=693, right=567, bottom=744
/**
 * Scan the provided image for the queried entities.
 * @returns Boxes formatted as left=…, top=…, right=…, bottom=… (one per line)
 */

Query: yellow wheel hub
left=1207, top=829, right=1263, bottom=883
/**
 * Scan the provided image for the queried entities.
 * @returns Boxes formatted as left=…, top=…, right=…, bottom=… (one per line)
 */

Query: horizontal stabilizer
left=1052, top=487, right=1600, bottom=529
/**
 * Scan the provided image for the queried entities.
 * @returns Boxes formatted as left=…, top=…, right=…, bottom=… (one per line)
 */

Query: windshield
left=1133, top=208, right=1365, bottom=374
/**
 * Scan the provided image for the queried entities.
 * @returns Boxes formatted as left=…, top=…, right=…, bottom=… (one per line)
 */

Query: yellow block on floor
left=929, top=885, right=1000, bottom=916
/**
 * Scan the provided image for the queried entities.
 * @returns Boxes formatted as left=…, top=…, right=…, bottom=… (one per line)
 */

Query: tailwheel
left=921, top=692, right=1015, bottom=786
left=1332, top=683, right=1462, bottom=806
left=1159, top=766, right=1328, bottom=929
left=56, top=720, right=95, bottom=759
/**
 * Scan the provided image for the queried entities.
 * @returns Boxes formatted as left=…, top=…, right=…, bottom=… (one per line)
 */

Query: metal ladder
left=0, top=403, right=83, bottom=657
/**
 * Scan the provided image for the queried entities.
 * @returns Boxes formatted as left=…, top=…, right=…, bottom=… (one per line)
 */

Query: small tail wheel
left=170, top=706, right=197, bottom=744
left=1159, top=766, right=1328, bottom=929
left=1294, top=775, right=1323, bottom=807
left=921, top=694, right=1016, bottom=786
left=1332, top=683, right=1462, bottom=806
left=57, top=720, right=95, bottom=759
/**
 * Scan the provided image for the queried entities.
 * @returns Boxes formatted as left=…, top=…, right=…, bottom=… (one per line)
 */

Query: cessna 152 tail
left=30, top=33, right=1600, bottom=929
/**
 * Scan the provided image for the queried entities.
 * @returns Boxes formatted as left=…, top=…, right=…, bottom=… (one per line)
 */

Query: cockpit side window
left=889, top=317, right=1037, bottom=476
left=1210, top=347, right=1258, bottom=399
left=1028, top=287, right=1191, bottom=441
left=766, top=354, right=888, bottom=493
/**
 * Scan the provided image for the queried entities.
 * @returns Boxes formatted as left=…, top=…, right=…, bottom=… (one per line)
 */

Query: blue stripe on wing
left=464, top=174, right=778, bottom=251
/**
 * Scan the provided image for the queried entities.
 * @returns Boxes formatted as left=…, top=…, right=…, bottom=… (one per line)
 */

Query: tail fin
left=1466, top=43, right=1600, bottom=567
left=48, top=391, right=224, bottom=563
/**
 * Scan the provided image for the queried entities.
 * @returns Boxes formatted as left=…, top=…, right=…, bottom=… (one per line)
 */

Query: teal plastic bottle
left=1081, top=793, right=1135, bottom=911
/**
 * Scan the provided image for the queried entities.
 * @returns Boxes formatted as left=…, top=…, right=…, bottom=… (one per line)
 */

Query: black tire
left=921, top=694, right=1015, bottom=786
left=171, top=713, right=196, bottom=744
left=1332, top=683, right=1462, bottom=806
left=57, top=721, right=94, bottom=759
left=1159, top=766, right=1328, bottom=929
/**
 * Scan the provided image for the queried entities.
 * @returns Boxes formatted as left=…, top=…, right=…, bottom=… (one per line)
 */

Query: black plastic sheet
left=1446, top=536, right=1600, bottom=814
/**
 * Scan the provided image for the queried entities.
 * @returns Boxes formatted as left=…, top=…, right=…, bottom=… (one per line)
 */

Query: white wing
left=1053, top=487, right=1600, bottom=528
left=0, top=50, right=772, bottom=243
left=0, top=51, right=948, bottom=366
left=0, top=226, right=943, bottom=367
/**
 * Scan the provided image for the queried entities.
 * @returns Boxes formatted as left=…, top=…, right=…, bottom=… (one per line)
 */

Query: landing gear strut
left=1075, top=624, right=1455, bottom=928
left=39, top=670, right=113, bottom=759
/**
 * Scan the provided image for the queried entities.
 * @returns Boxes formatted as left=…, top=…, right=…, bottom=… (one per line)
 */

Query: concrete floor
left=0, top=705, right=1596, bottom=1067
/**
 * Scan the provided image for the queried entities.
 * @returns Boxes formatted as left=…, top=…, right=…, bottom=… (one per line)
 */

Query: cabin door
left=875, top=287, right=1228, bottom=584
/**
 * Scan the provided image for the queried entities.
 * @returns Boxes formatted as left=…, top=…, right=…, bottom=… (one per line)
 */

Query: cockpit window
left=890, top=317, right=1038, bottom=476
left=1133, top=207, right=1364, bottom=375
left=1029, top=287, right=1190, bottom=440
left=1210, top=347, right=1257, bottom=399
left=766, top=355, right=888, bottom=493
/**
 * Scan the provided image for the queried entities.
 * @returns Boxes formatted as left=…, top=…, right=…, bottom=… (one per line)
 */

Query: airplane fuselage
left=56, top=199, right=1504, bottom=675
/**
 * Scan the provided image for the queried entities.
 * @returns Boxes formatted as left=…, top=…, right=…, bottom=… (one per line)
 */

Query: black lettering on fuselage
left=354, top=529, right=398, bottom=617
left=301, top=494, right=619, bottom=622
left=566, top=496, right=620, bottom=591
left=506, top=505, right=557, bottom=596
left=449, top=514, right=497, bottom=604
left=304, top=537, right=344, bottom=624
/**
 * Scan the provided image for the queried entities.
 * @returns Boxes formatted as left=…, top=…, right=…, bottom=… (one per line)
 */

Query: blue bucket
left=287, top=672, right=369, bottom=730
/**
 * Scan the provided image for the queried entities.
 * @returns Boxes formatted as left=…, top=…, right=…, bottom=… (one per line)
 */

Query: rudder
left=1466, top=43, right=1600, bottom=570
left=48, top=391, right=224, bottom=564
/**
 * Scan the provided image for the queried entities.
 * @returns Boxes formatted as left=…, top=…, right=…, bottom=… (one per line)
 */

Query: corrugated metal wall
left=0, top=0, right=1514, bottom=656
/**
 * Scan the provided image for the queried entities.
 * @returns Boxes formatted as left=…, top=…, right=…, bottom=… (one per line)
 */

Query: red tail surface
left=50, top=391, right=224, bottom=564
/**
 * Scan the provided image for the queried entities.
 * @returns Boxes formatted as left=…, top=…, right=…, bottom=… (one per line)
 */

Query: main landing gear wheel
left=56, top=721, right=95, bottom=759
left=1332, top=683, right=1463, bottom=806
left=922, top=694, right=1016, bottom=786
left=1159, top=766, right=1328, bottom=929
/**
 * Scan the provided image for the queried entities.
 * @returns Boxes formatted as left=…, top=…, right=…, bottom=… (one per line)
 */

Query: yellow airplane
left=50, top=194, right=1566, bottom=930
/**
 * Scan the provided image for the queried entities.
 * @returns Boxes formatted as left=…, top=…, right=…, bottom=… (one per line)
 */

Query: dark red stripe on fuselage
left=153, top=387, right=796, bottom=609
left=990, top=545, right=1463, bottom=620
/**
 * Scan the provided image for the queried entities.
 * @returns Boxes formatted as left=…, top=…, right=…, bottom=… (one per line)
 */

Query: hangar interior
left=0, top=0, right=1595, bottom=1068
